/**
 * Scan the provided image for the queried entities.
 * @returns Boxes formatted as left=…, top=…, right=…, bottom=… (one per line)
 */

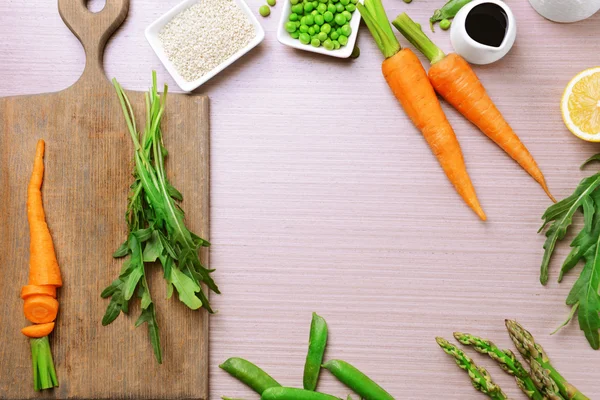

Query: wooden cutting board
left=0, top=0, right=210, bottom=398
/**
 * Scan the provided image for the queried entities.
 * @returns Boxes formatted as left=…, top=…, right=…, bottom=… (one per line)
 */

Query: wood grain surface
left=1, top=0, right=600, bottom=399
left=0, top=0, right=210, bottom=398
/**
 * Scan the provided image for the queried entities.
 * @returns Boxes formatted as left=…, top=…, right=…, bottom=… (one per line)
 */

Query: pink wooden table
left=2, top=0, right=600, bottom=398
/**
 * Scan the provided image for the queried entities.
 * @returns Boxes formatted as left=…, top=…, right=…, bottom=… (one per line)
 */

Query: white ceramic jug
left=450, top=0, right=516, bottom=65
left=528, top=0, right=600, bottom=23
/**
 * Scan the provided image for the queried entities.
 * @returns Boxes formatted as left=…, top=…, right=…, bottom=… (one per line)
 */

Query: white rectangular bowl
left=145, top=0, right=265, bottom=92
left=276, top=0, right=361, bottom=58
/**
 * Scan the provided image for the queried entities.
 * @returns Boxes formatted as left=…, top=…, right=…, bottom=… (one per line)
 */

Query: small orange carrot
left=393, top=13, right=554, bottom=202
left=22, top=323, right=55, bottom=338
left=21, top=285, right=57, bottom=299
left=27, top=140, right=62, bottom=286
left=357, top=0, right=486, bottom=220
left=24, top=295, right=59, bottom=324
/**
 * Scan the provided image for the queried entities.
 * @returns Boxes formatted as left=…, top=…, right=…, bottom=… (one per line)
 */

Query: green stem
left=356, top=1, right=400, bottom=58
left=30, top=336, right=58, bottom=391
left=392, top=13, right=446, bottom=64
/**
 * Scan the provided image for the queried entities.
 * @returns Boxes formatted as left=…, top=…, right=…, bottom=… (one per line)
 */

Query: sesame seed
left=159, top=0, right=256, bottom=82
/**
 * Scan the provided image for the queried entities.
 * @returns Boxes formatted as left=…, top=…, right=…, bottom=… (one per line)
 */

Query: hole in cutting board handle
left=86, top=0, right=106, bottom=13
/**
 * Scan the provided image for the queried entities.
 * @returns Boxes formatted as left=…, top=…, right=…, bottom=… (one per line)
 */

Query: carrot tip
left=541, top=183, right=556, bottom=203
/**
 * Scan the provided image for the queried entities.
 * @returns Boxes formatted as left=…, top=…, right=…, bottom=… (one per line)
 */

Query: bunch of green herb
left=437, top=320, right=588, bottom=400
left=101, top=72, right=218, bottom=363
left=539, top=155, right=600, bottom=349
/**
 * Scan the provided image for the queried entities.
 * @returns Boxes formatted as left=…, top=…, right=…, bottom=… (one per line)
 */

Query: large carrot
left=23, top=140, right=60, bottom=391
left=392, top=13, right=554, bottom=202
left=27, top=140, right=62, bottom=286
left=357, top=0, right=486, bottom=220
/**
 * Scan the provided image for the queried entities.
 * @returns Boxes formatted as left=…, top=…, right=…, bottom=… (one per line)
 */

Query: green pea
left=333, top=40, right=340, bottom=49
left=440, top=18, right=452, bottom=30
left=299, top=24, right=309, bottom=32
left=335, top=2, right=345, bottom=12
left=268, top=0, right=276, bottom=5
left=316, top=3, right=326, bottom=13
left=336, top=27, right=342, bottom=35
left=295, top=20, right=301, bottom=27
left=345, top=3, right=355, bottom=12
left=350, top=45, right=360, bottom=58
left=403, top=0, right=412, bottom=3
left=303, top=2, right=314, bottom=12
left=299, top=32, right=311, bottom=44
left=302, top=313, right=328, bottom=390
left=342, top=10, right=352, bottom=21
left=312, top=1, right=318, bottom=7
left=263, top=388, right=339, bottom=400
left=318, top=0, right=328, bottom=3
left=317, top=31, right=327, bottom=41
left=334, top=13, right=346, bottom=25
left=320, top=23, right=331, bottom=34
left=323, top=11, right=334, bottom=22
left=311, top=37, right=321, bottom=47
left=338, top=34, right=348, bottom=46
left=314, top=14, right=324, bottom=25
left=313, top=23, right=321, bottom=32
left=220, top=358, right=282, bottom=394
left=322, top=39, right=334, bottom=50
left=340, top=0, right=349, bottom=5
left=289, top=12, right=298, bottom=21
left=300, top=15, right=307, bottom=24
left=308, top=26, right=315, bottom=35
left=290, top=30, right=300, bottom=38
left=323, top=360, right=394, bottom=400
left=311, top=9, right=318, bottom=15
left=291, top=4, right=303, bottom=13
left=327, top=3, right=336, bottom=12
left=329, top=30, right=339, bottom=40
left=340, top=23, right=351, bottom=36
left=285, top=21, right=296, bottom=32
left=259, top=5, right=271, bottom=16
left=290, top=0, right=299, bottom=4
left=305, top=14, right=314, bottom=24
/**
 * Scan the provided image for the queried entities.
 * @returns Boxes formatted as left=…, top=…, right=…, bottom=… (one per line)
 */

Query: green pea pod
left=261, top=387, right=341, bottom=400
left=219, top=357, right=281, bottom=394
left=303, top=312, right=329, bottom=390
left=323, top=360, right=394, bottom=400
left=429, top=0, right=472, bottom=31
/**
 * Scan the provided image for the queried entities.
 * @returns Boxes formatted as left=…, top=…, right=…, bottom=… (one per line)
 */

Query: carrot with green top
left=392, top=13, right=554, bottom=201
left=357, top=0, right=486, bottom=220
left=22, top=140, right=60, bottom=391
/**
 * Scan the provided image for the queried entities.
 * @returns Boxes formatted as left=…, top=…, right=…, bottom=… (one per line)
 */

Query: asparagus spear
left=453, top=332, right=545, bottom=400
left=505, top=320, right=589, bottom=400
left=530, top=360, right=564, bottom=400
left=436, top=337, right=509, bottom=400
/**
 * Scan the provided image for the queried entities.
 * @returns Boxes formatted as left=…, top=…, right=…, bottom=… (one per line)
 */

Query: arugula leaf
left=135, top=303, right=162, bottom=364
left=142, top=230, right=163, bottom=262
left=169, top=266, right=203, bottom=310
left=539, top=173, right=600, bottom=284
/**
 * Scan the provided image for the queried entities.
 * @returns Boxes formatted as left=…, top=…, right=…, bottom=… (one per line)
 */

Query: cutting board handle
left=58, top=0, right=130, bottom=87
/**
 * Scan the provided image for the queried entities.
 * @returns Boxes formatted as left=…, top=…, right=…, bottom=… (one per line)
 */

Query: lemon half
left=561, top=67, right=600, bottom=142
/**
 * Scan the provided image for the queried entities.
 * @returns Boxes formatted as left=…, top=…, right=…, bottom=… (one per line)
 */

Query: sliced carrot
left=21, top=323, right=55, bottom=338
left=27, top=140, right=62, bottom=286
left=21, top=285, right=57, bottom=299
left=23, top=295, right=59, bottom=324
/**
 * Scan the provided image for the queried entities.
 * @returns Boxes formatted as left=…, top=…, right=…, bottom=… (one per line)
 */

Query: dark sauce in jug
left=465, top=3, right=508, bottom=48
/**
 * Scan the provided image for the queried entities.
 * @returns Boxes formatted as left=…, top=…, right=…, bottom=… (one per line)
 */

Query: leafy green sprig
left=539, top=155, right=600, bottom=349
left=101, top=72, right=218, bottom=363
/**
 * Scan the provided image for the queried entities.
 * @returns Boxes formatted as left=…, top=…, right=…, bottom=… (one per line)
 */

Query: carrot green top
left=357, top=0, right=400, bottom=58
left=392, top=13, right=446, bottom=64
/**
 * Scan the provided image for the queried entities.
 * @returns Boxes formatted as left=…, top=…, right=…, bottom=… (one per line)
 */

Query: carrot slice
left=27, top=140, right=62, bottom=287
left=21, top=323, right=55, bottom=338
left=21, top=285, right=57, bottom=299
left=23, top=295, right=59, bottom=324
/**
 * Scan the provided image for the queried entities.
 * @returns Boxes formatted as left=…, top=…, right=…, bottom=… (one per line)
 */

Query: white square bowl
left=145, top=0, right=265, bottom=92
left=276, top=0, right=361, bottom=58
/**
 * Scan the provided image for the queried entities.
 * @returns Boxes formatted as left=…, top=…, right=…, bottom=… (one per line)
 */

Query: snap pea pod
left=323, top=360, right=394, bottom=400
left=303, top=313, right=329, bottom=390
left=219, top=357, right=281, bottom=394
left=429, top=0, right=472, bottom=31
left=262, top=387, right=341, bottom=400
